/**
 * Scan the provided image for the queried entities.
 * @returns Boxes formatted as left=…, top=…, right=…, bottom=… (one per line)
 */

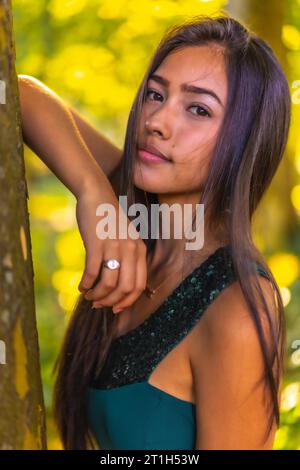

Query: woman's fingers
left=91, top=244, right=137, bottom=308
left=78, top=250, right=103, bottom=292
left=110, top=242, right=148, bottom=313
left=84, top=245, right=120, bottom=301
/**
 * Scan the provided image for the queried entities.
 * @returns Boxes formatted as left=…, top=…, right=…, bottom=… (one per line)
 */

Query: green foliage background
left=12, top=0, right=300, bottom=449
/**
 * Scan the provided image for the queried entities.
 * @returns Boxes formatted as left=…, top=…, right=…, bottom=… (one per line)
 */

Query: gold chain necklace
left=143, top=247, right=216, bottom=299
left=144, top=261, right=186, bottom=299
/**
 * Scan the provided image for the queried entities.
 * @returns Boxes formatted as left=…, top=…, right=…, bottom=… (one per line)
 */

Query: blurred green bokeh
left=12, top=0, right=300, bottom=450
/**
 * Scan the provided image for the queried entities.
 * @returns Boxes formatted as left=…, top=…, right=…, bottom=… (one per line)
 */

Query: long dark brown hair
left=52, top=14, right=291, bottom=449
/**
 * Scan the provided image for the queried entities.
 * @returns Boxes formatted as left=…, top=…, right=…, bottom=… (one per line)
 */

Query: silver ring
left=102, top=258, right=120, bottom=270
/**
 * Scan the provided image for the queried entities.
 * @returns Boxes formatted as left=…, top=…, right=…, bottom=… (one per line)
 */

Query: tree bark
left=0, top=0, right=47, bottom=449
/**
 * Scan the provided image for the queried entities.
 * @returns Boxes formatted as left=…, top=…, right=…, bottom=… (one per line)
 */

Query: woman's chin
left=133, top=172, right=163, bottom=194
left=133, top=177, right=172, bottom=195
left=133, top=180, right=160, bottom=193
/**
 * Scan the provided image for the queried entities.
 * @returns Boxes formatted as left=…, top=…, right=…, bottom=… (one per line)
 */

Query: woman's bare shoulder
left=188, top=277, right=278, bottom=449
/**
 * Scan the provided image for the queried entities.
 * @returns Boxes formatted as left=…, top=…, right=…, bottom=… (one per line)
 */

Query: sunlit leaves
left=268, top=252, right=300, bottom=287
left=291, top=184, right=300, bottom=212
left=45, top=44, right=115, bottom=92
left=28, top=194, right=69, bottom=220
left=52, top=268, right=82, bottom=312
left=48, top=0, right=88, bottom=21
left=279, top=286, right=292, bottom=307
left=282, top=24, right=300, bottom=51
left=55, top=230, right=84, bottom=268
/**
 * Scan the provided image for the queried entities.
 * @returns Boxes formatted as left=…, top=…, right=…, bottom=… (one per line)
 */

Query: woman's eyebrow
left=149, top=73, right=224, bottom=108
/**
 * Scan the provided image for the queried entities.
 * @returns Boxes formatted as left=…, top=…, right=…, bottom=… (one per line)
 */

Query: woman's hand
left=75, top=186, right=148, bottom=314
left=18, top=75, right=148, bottom=313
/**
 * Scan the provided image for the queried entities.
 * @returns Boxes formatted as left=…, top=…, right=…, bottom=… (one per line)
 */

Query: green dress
left=87, top=245, right=268, bottom=450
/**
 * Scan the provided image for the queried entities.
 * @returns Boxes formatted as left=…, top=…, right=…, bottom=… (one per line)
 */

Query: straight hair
left=53, top=14, right=290, bottom=449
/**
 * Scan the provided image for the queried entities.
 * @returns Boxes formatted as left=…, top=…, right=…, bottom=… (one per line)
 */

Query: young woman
left=19, top=14, right=291, bottom=450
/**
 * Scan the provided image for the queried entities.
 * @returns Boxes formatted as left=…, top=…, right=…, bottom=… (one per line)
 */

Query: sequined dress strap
left=90, top=245, right=244, bottom=389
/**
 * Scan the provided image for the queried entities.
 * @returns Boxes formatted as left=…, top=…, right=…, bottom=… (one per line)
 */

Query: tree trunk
left=0, top=0, right=47, bottom=449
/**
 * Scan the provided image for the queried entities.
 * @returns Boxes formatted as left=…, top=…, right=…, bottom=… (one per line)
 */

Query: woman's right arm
left=18, top=74, right=122, bottom=194
left=17, top=75, right=147, bottom=312
left=67, top=104, right=123, bottom=180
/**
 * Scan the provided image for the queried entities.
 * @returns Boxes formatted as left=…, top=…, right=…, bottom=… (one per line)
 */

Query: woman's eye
left=146, top=89, right=163, bottom=102
left=145, top=89, right=211, bottom=118
left=189, top=105, right=211, bottom=118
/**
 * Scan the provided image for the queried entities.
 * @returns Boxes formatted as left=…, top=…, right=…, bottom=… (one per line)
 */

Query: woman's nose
left=145, top=108, right=172, bottom=139
left=145, top=98, right=175, bottom=139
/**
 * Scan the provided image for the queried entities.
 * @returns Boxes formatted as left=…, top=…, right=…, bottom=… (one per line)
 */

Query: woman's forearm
left=18, top=74, right=109, bottom=198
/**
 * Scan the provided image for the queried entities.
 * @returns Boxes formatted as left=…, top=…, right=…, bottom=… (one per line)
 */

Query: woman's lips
left=138, top=149, right=171, bottom=164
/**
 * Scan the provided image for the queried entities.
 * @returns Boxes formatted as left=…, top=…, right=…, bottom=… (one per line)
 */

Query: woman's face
left=134, top=44, right=228, bottom=196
